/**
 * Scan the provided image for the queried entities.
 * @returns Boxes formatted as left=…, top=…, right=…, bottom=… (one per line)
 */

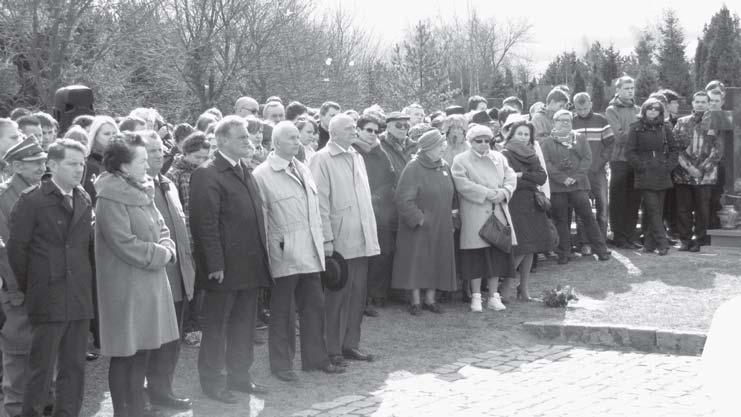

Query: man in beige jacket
left=309, top=114, right=380, bottom=367
left=253, top=122, right=345, bottom=382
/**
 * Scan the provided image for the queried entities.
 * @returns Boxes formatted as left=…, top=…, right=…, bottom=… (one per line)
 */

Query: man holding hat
left=541, top=109, right=611, bottom=265
left=309, top=114, right=380, bottom=367
left=380, top=111, right=415, bottom=180
left=0, top=137, right=48, bottom=417
left=253, top=121, right=344, bottom=382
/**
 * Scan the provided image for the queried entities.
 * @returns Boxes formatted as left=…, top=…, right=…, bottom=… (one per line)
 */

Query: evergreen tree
left=656, top=9, right=692, bottom=95
left=590, top=65, right=607, bottom=112
left=389, top=20, right=455, bottom=110
left=699, top=6, right=741, bottom=86
left=573, top=69, right=587, bottom=94
left=602, top=44, right=621, bottom=85
left=633, top=29, right=660, bottom=99
left=693, top=38, right=707, bottom=89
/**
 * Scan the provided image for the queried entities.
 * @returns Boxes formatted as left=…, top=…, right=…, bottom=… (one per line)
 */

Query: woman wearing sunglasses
left=625, top=98, right=679, bottom=256
left=451, top=124, right=517, bottom=312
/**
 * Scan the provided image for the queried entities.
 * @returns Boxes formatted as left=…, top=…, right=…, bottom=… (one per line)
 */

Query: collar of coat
left=266, top=152, right=298, bottom=172
left=327, top=140, right=357, bottom=156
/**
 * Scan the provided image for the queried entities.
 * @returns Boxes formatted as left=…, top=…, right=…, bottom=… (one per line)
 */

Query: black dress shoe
left=557, top=255, right=569, bottom=265
left=422, top=303, right=444, bottom=314
left=203, top=388, right=238, bottom=404
left=596, top=252, right=611, bottom=261
left=148, top=391, right=192, bottom=410
left=678, top=241, right=692, bottom=251
left=689, top=241, right=701, bottom=252
left=329, top=355, right=348, bottom=367
left=272, top=370, right=299, bottom=382
left=342, top=348, right=375, bottom=362
left=86, top=351, right=99, bottom=361
left=657, top=248, right=669, bottom=256
left=363, top=306, right=379, bottom=317
left=228, top=380, right=269, bottom=395
left=43, top=404, right=53, bottom=416
left=320, top=363, right=346, bottom=374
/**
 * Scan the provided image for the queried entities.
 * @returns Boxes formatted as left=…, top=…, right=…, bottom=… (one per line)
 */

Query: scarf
left=550, top=129, right=575, bottom=149
left=505, top=141, right=536, bottom=159
left=640, top=116, right=664, bottom=130
left=353, top=137, right=380, bottom=154
left=415, top=150, right=445, bottom=169
left=120, top=171, right=155, bottom=199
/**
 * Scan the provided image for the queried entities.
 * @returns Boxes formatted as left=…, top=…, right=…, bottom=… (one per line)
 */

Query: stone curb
left=523, top=321, right=707, bottom=355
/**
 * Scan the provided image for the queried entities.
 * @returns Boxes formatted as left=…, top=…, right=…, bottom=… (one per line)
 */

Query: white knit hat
left=465, top=124, right=494, bottom=141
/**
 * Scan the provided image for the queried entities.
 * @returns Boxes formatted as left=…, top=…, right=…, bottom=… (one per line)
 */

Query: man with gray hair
left=234, top=96, right=260, bottom=118
left=254, top=122, right=344, bottom=382
left=309, top=114, right=380, bottom=367
left=262, top=102, right=285, bottom=126
left=189, top=115, right=271, bottom=403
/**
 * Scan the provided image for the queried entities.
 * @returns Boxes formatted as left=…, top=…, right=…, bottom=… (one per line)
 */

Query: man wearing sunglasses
left=380, top=112, right=414, bottom=182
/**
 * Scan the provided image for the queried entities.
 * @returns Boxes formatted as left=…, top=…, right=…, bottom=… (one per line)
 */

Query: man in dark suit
left=7, top=139, right=93, bottom=417
left=189, top=116, right=272, bottom=404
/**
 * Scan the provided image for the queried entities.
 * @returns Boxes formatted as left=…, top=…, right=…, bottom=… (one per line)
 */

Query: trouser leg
left=324, top=271, right=352, bottom=357
left=592, top=167, right=609, bottom=240
left=51, top=320, right=88, bottom=417
left=694, top=185, right=712, bottom=242
left=609, top=161, right=628, bottom=243
left=295, top=274, right=329, bottom=370
left=1, top=294, right=32, bottom=417
left=642, top=190, right=668, bottom=250
left=198, top=291, right=235, bottom=392
left=109, top=357, right=129, bottom=417
left=225, top=289, right=258, bottom=385
left=127, top=350, right=149, bottom=417
left=570, top=190, right=607, bottom=253
left=19, top=322, right=63, bottom=417
left=268, top=277, right=298, bottom=373
left=342, top=257, right=368, bottom=352
left=550, top=193, right=571, bottom=257
left=146, top=301, right=183, bottom=396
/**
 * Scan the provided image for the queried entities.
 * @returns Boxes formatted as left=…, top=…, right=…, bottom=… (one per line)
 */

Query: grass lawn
left=80, top=245, right=740, bottom=416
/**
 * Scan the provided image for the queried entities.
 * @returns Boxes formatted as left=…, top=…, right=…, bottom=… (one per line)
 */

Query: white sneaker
left=470, top=293, right=483, bottom=313
left=487, top=293, right=506, bottom=311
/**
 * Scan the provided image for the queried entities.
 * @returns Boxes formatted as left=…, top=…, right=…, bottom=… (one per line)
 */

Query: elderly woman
left=392, top=130, right=457, bottom=315
left=542, top=109, right=611, bottom=264
left=625, top=98, right=678, bottom=256
left=502, top=121, right=555, bottom=300
left=83, top=116, right=119, bottom=202
left=295, top=117, right=318, bottom=163
left=452, top=125, right=517, bottom=312
left=94, top=133, right=179, bottom=417
left=442, top=114, right=469, bottom=166
left=354, top=115, right=397, bottom=311
left=244, top=115, right=267, bottom=170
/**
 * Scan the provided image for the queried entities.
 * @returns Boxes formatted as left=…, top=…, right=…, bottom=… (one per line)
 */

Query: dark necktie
left=289, top=162, right=304, bottom=187
left=235, top=162, right=245, bottom=182
left=62, top=194, right=74, bottom=213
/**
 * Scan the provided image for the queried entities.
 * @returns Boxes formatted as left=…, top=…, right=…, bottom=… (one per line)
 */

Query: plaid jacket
left=671, top=113, right=724, bottom=185
left=165, top=155, right=199, bottom=231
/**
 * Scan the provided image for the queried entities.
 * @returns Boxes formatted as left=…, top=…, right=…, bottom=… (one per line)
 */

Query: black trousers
left=663, top=187, right=678, bottom=235
left=552, top=191, right=608, bottom=257
left=609, top=161, right=642, bottom=244
left=676, top=184, right=712, bottom=242
left=641, top=190, right=669, bottom=250
left=268, top=273, right=329, bottom=372
left=146, top=301, right=184, bottom=397
left=21, top=319, right=89, bottom=417
left=198, top=289, right=258, bottom=392
left=109, top=350, right=150, bottom=417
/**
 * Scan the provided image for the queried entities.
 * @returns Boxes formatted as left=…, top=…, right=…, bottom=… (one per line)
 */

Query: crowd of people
left=0, top=74, right=731, bottom=417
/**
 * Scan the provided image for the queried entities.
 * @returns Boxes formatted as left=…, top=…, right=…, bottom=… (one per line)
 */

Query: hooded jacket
left=605, top=95, right=640, bottom=162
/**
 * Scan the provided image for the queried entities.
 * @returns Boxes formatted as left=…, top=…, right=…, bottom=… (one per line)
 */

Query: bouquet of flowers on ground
left=542, top=285, right=578, bottom=308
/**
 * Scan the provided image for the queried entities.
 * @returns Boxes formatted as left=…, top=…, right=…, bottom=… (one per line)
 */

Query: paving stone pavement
left=291, top=344, right=712, bottom=417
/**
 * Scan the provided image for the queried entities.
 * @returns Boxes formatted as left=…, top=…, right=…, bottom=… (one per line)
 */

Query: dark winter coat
left=8, top=180, right=94, bottom=324
left=541, top=132, right=592, bottom=193
left=82, top=152, right=103, bottom=203
left=189, top=152, right=272, bottom=291
left=502, top=149, right=555, bottom=255
left=391, top=155, right=457, bottom=291
left=625, top=119, right=679, bottom=191
left=354, top=143, right=398, bottom=252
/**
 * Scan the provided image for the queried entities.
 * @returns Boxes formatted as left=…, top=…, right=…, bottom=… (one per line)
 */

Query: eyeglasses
left=394, top=122, right=410, bottom=130
left=472, top=138, right=492, bottom=144
left=647, top=106, right=662, bottom=111
left=363, top=128, right=379, bottom=135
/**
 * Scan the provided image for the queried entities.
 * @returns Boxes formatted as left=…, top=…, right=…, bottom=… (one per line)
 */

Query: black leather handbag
left=478, top=204, right=513, bottom=253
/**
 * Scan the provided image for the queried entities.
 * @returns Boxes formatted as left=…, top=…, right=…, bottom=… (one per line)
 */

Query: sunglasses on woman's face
left=472, top=138, right=491, bottom=144
left=647, top=106, right=662, bottom=111
left=363, top=127, right=379, bottom=135
left=394, top=122, right=410, bottom=130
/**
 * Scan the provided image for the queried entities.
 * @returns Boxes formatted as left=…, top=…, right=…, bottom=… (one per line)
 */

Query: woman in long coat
left=452, top=124, right=517, bottom=313
left=502, top=120, right=555, bottom=300
left=94, top=132, right=179, bottom=417
left=392, top=130, right=457, bottom=315
left=626, top=97, right=679, bottom=255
